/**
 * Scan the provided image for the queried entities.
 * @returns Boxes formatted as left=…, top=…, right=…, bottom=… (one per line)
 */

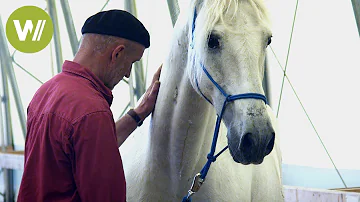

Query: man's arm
left=115, top=110, right=138, bottom=147
left=116, top=65, right=161, bottom=147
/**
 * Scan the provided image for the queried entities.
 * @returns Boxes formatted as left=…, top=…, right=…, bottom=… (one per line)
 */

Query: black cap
left=81, top=10, right=150, bottom=48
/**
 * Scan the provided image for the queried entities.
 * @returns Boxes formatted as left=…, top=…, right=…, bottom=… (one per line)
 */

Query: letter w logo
left=13, top=20, right=46, bottom=41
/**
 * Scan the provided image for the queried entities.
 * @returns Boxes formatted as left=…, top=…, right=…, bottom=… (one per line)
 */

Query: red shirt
left=18, top=61, right=126, bottom=202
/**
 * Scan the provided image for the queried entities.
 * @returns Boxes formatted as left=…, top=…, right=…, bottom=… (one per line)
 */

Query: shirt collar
left=62, top=60, right=113, bottom=106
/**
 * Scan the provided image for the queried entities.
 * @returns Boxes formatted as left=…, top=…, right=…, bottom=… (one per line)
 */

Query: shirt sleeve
left=71, top=111, right=126, bottom=202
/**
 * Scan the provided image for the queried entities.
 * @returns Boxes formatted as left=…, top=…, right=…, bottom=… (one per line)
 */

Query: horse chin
left=232, top=154, right=251, bottom=165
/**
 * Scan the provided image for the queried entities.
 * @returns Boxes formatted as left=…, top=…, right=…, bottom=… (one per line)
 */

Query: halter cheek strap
left=182, top=7, right=268, bottom=202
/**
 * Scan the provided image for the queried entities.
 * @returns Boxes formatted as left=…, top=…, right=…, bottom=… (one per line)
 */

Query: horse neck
left=148, top=12, right=216, bottom=186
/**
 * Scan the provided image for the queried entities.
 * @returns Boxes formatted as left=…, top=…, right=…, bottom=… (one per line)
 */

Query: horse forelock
left=190, top=0, right=270, bottom=40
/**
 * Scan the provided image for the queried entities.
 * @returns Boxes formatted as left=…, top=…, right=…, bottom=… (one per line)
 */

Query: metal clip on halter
left=183, top=173, right=205, bottom=201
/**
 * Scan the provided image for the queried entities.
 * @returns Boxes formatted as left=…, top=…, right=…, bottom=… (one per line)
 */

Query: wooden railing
left=0, top=152, right=359, bottom=201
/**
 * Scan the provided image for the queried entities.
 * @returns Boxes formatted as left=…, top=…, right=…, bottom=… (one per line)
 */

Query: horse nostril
left=241, top=133, right=254, bottom=152
left=265, top=132, right=275, bottom=156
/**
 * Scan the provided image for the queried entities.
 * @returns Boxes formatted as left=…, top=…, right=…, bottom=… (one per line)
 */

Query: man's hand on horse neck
left=115, top=65, right=162, bottom=147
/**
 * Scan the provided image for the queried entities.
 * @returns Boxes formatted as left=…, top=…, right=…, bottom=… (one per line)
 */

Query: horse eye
left=208, top=34, right=220, bottom=49
left=267, top=36, right=272, bottom=46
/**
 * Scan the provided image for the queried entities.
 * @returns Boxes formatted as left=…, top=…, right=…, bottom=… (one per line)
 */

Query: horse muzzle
left=228, top=125, right=275, bottom=165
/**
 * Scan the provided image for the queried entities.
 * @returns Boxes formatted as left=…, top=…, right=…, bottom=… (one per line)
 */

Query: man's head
left=75, top=10, right=150, bottom=90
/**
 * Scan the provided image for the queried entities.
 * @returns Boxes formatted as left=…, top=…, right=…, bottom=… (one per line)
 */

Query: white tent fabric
left=266, top=0, right=360, bottom=188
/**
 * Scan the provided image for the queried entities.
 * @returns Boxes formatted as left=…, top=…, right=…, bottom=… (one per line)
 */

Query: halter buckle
left=183, top=173, right=205, bottom=201
left=190, top=173, right=205, bottom=193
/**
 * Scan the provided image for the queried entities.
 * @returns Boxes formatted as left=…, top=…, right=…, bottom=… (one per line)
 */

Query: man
left=17, top=10, right=161, bottom=202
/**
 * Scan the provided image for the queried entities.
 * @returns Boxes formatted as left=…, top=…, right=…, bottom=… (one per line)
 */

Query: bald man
left=18, top=10, right=160, bottom=202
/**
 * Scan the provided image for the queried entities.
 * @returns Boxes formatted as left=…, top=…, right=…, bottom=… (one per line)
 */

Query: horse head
left=187, top=0, right=274, bottom=165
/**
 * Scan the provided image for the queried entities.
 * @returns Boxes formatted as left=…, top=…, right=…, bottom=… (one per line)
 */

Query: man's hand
left=134, top=65, right=162, bottom=120
left=116, top=65, right=161, bottom=147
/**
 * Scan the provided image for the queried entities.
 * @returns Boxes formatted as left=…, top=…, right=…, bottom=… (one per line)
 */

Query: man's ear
left=111, top=45, right=125, bottom=62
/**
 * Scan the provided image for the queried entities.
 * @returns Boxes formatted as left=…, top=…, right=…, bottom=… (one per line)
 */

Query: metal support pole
left=0, top=72, right=5, bottom=200
left=132, top=62, right=145, bottom=99
left=60, top=0, right=79, bottom=56
left=0, top=40, right=14, bottom=151
left=167, top=0, right=180, bottom=27
left=124, top=0, right=137, bottom=20
left=0, top=18, right=15, bottom=202
left=351, top=0, right=360, bottom=36
left=3, top=169, right=14, bottom=202
left=0, top=70, right=14, bottom=151
left=0, top=16, right=26, bottom=139
left=124, top=0, right=146, bottom=100
left=0, top=64, right=4, bottom=151
left=128, top=74, right=135, bottom=108
left=47, top=0, right=64, bottom=73
left=0, top=76, right=15, bottom=202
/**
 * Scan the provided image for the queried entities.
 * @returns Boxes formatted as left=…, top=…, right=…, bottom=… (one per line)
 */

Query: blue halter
left=182, top=8, right=268, bottom=202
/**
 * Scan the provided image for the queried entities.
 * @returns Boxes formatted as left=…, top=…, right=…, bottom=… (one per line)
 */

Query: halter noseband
left=182, top=8, right=268, bottom=202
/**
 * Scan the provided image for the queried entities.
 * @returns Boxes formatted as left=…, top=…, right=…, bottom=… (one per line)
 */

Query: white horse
left=120, top=0, right=284, bottom=201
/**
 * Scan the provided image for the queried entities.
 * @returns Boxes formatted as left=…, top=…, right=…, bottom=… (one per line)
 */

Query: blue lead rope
left=182, top=93, right=267, bottom=202
left=182, top=7, right=268, bottom=202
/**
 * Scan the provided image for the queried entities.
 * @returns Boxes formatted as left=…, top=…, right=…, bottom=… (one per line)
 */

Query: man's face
left=107, top=41, right=145, bottom=90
